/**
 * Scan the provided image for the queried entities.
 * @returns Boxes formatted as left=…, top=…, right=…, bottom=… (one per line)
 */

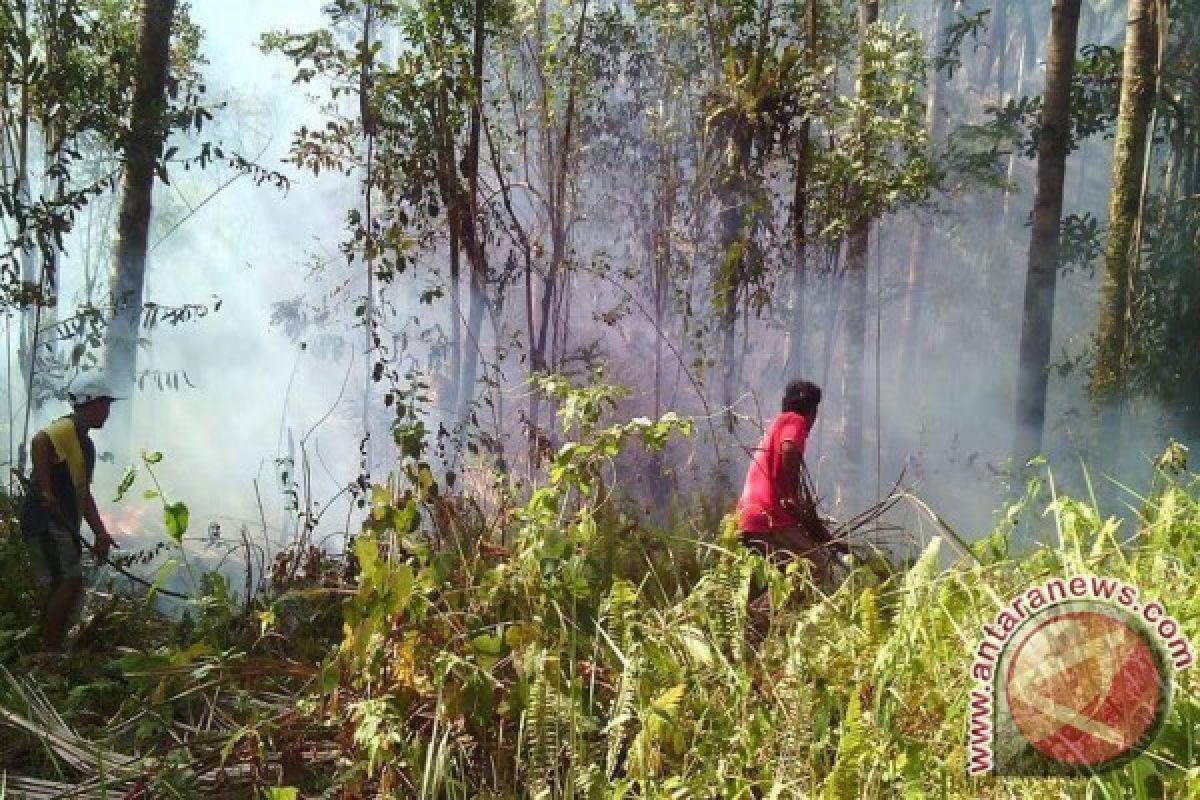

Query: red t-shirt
left=737, top=412, right=810, bottom=533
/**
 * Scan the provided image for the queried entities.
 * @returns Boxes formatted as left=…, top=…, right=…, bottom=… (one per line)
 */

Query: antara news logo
left=967, top=575, right=1194, bottom=777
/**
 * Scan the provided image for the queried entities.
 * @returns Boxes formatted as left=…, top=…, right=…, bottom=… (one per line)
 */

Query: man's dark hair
left=782, top=379, right=821, bottom=417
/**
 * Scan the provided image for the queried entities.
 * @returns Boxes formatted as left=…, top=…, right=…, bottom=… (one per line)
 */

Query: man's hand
left=94, top=531, right=118, bottom=560
left=827, top=536, right=850, bottom=556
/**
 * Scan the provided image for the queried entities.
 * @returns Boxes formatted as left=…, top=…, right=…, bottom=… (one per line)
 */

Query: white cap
left=67, top=372, right=121, bottom=406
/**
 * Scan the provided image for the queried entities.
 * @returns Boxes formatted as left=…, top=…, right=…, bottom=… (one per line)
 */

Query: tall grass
left=1, top=388, right=1197, bottom=798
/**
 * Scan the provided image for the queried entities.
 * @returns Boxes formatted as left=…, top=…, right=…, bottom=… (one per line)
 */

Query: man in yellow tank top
left=20, top=372, right=121, bottom=653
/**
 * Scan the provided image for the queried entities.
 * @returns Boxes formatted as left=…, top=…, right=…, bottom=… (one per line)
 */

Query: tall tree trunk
left=15, top=2, right=36, bottom=474
left=839, top=0, right=878, bottom=512
left=454, top=0, right=489, bottom=436
left=361, top=0, right=376, bottom=477
left=104, top=0, right=177, bottom=459
left=994, top=4, right=1011, bottom=98
left=784, top=0, right=819, bottom=380
left=1090, top=0, right=1159, bottom=415
left=714, top=111, right=753, bottom=433
left=433, top=71, right=463, bottom=418
left=651, top=142, right=675, bottom=419
left=445, top=224, right=463, bottom=416
left=898, top=0, right=946, bottom=398
left=981, top=2, right=1006, bottom=95
left=39, top=67, right=66, bottom=431
left=526, top=0, right=587, bottom=461
left=456, top=269, right=486, bottom=429
left=1012, top=0, right=1082, bottom=469
left=1000, top=23, right=1029, bottom=227
left=23, top=0, right=67, bottom=437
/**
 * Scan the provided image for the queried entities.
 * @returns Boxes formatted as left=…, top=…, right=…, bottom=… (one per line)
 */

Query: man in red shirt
left=737, top=379, right=841, bottom=592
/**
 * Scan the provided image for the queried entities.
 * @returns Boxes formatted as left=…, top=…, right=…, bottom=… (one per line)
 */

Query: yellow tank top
left=44, top=416, right=90, bottom=501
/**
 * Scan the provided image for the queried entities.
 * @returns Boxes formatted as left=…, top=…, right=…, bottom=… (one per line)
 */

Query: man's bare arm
left=80, top=489, right=117, bottom=558
left=778, top=440, right=804, bottom=515
left=779, top=439, right=845, bottom=551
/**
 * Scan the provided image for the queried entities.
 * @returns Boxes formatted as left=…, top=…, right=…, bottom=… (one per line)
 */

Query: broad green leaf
left=354, top=534, right=380, bottom=581
left=504, top=623, right=537, bottom=651
left=471, top=632, right=503, bottom=656
left=164, top=501, right=190, bottom=542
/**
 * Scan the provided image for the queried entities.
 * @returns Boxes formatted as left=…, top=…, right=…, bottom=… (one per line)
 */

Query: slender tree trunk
left=981, top=2, right=1005, bottom=94
left=527, top=0, right=587, bottom=460
left=361, top=0, right=376, bottom=476
left=15, top=3, right=37, bottom=475
left=839, top=0, right=878, bottom=512
left=994, top=6, right=1011, bottom=98
left=1012, top=0, right=1082, bottom=469
left=35, top=0, right=67, bottom=420
left=1002, top=26, right=1028, bottom=225
left=653, top=241, right=665, bottom=419
left=446, top=225, right=463, bottom=416
left=1091, top=0, right=1159, bottom=413
left=433, top=70, right=463, bottom=418
left=898, top=0, right=946, bottom=397
left=456, top=269, right=486, bottom=428
left=454, top=0, right=489, bottom=434
left=651, top=143, right=675, bottom=418
left=39, top=93, right=65, bottom=431
left=104, top=0, right=177, bottom=458
left=784, top=0, right=818, bottom=381
left=526, top=0, right=553, bottom=457
left=841, top=230, right=867, bottom=511
left=716, top=118, right=752, bottom=431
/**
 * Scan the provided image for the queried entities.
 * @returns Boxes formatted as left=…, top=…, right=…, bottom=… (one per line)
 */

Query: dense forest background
left=2, top=0, right=1199, bottom=797
left=3, top=0, right=1199, bottom=546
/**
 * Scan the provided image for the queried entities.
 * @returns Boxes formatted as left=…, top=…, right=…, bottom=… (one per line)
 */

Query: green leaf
left=391, top=500, right=420, bottom=534
left=143, top=451, right=163, bottom=464
left=148, top=557, right=180, bottom=599
left=471, top=632, right=504, bottom=656
left=504, top=623, right=537, bottom=651
left=262, top=789, right=299, bottom=800
left=354, top=534, right=381, bottom=581
left=114, top=466, right=137, bottom=503
left=164, top=501, right=190, bottom=542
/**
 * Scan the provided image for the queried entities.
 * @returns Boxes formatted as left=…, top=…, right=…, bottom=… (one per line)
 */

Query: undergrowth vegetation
left=1, top=383, right=1198, bottom=798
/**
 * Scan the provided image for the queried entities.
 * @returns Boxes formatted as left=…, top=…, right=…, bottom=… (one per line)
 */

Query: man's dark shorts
left=23, top=520, right=82, bottom=591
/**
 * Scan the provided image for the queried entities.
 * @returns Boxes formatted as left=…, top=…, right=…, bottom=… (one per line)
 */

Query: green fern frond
left=822, top=684, right=867, bottom=800
left=604, top=650, right=641, bottom=777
